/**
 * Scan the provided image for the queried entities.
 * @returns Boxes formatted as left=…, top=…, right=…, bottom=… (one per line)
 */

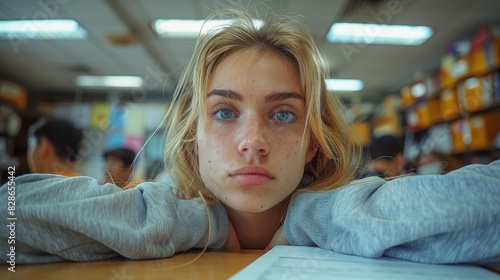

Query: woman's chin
left=223, top=198, right=274, bottom=214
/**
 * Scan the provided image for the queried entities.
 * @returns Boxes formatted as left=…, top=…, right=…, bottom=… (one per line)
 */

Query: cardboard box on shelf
left=457, top=76, right=493, bottom=112
left=427, top=97, right=443, bottom=124
left=451, top=119, right=468, bottom=153
left=440, top=89, right=461, bottom=120
left=440, top=54, right=456, bottom=89
left=400, top=86, right=414, bottom=109
left=410, top=98, right=442, bottom=130
left=468, top=112, right=500, bottom=150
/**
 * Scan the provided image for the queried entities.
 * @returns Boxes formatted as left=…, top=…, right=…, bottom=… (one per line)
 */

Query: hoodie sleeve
left=0, top=174, right=228, bottom=264
left=284, top=160, right=500, bottom=265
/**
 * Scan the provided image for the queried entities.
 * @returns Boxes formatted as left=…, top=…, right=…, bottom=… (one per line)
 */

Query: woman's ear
left=305, top=141, right=318, bottom=164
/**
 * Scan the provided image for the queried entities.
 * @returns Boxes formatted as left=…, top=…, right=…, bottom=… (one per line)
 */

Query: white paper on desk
left=229, top=245, right=499, bottom=280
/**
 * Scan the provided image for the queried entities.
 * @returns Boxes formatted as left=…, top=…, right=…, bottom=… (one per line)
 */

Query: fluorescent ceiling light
left=0, top=19, right=86, bottom=39
left=325, top=79, right=364, bottom=92
left=326, top=23, right=433, bottom=45
left=75, top=76, right=143, bottom=88
left=152, top=19, right=264, bottom=38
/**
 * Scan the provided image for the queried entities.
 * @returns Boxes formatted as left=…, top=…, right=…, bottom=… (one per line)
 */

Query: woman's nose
left=237, top=119, right=270, bottom=159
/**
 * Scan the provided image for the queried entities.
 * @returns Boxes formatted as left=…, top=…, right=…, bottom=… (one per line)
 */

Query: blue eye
left=273, top=111, right=296, bottom=123
left=215, top=108, right=236, bottom=120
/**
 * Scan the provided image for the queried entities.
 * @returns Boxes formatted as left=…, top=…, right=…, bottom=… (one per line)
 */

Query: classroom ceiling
left=0, top=0, right=499, bottom=106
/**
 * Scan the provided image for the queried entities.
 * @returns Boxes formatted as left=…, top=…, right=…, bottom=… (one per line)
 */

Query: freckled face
left=197, top=50, right=317, bottom=213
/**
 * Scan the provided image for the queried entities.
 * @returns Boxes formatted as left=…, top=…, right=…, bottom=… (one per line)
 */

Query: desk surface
left=1, top=250, right=264, bottom=280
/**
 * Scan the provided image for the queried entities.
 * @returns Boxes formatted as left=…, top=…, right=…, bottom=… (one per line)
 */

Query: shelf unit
left=399, top=24, right=500, bottom=165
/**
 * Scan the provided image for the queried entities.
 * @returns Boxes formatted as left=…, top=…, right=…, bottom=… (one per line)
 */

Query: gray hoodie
left=1, top=161, right=499, bottom=264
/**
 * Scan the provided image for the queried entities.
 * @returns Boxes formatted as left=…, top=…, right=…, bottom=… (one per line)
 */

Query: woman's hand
left=265, top=225, right=289, bottom=250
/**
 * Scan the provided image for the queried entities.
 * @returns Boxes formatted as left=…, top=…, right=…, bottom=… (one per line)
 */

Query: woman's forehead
left=206, top=49, right=302, bottom=95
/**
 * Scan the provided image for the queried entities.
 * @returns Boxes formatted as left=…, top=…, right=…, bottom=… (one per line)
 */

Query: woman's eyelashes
left=217, top=109, right=235, bottom=120
left=212, top=104, right=238, bottom=120
left=271, top=110, right=295, bottom=123
left=271, top=106, right=297, bottom=123
left=210, top=103, right=298, bottom=124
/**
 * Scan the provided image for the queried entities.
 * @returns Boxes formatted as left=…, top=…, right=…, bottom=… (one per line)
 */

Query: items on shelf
left=441, top=24, right=500, bottom=89
left=399, top=24, right=500, bottom=164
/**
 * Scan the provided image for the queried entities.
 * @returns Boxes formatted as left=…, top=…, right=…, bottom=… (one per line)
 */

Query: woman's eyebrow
left=265, top=91, right=303, bottom=103
left=207, top=89, right=303, bottom=103
left=207, top=89, right=243, bottom=101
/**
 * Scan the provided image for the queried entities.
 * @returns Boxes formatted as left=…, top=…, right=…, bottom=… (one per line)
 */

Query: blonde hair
left=163, top=9, right=362, bottom=204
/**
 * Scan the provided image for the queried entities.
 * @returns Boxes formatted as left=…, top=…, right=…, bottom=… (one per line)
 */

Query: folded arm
left=284, top=160, right=500, bottom=264
left=0, top=174, right=228, bottom=263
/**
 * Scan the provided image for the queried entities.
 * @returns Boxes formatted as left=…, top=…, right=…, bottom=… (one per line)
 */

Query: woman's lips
left=229, top=166, right=275, bottom=186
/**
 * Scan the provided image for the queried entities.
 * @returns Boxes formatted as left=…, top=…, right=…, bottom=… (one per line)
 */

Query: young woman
left=1, top=9, right=499, bottom=265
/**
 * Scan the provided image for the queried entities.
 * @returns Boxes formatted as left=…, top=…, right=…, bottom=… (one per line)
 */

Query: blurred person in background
left=27, top=118, right=83, bottom=177
left=357, top=135, right=406, bottom=179
left=101, top=147, right=136, bottom=188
